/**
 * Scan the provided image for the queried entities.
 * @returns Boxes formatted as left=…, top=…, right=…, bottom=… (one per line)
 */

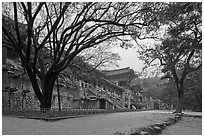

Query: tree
left=155, top=68, right=202, bottom=111
left=184, top=69, right=202, bottom=111
left=138, top=2, right=202, bottom=113
left=2, top=2, right=160, bottom=110
left=79, top=43, right=121, bottom=70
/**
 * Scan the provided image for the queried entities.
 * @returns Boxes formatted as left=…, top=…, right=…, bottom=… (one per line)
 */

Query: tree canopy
left=137, top=2, right=202, bottom=113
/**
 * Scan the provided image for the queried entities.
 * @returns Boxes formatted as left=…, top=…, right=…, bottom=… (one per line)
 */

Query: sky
left=111, top=39, right=158, bottom=73
left=111, top=46, right=143, bottom=72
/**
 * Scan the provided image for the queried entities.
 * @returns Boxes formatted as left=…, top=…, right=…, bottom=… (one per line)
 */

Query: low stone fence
left=2, top=108, right=138, bottom=120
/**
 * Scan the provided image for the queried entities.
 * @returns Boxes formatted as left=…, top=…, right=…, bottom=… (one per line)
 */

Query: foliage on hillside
left=141, top=73, right=202, bottom=111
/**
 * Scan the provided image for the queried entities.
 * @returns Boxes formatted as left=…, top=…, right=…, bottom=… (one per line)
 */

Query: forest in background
left=139, top=69, right=201, bottom=111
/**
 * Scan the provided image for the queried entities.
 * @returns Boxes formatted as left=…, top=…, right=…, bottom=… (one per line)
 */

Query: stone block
left=162, top=122, right=167, bottom=128
left=114, top=131, right=125, bottom=135
left=175, top=115, right=181, bottom=121
left=140, top=131, right=149, bottom=135
left=130, top=128, right=140, bottom=135
left=175, top=113, right=183, bottom=117
left=153, top=126, right=162, bottom=134
left=147, top=127, right=156, bottom=134
left=156, top=123, right=166, bottom=129
left=168, top=117, right=176, bottom=124
left=164, top=120, right=172, bottom=126
left=131, top=132, right=140, bottom=135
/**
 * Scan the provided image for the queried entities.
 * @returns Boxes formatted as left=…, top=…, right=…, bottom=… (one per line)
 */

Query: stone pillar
left=9, top=92, right=14, bottom=110
left=105, top=100, right=108, bottom=109
left=34, top=95, right=39, bottom=109
left=70, top=96, right=73, bottom=108
left=122, top=92, right=125, bottom=108
left=22, top=92, right=26, bottom=109
left=79, top=80, right=82, bottom=87
left=96, top=99, right=100, bottom=109
left=171, top=105, right=174, bottom=110
left=128, top=93, right=131, bottom=109
left=58, top=95, right=62, bottom=109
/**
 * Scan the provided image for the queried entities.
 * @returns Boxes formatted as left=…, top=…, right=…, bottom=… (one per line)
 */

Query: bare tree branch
left=37, top=2, right=70, bottom=51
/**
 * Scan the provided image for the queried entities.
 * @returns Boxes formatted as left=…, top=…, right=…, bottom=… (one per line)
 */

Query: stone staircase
left=85, top=86, right=125, bottom=109
left=105, top=92, right=124, bottom=109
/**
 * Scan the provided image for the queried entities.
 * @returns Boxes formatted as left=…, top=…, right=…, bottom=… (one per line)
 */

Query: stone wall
left=2, top=92, right=40, bottom=110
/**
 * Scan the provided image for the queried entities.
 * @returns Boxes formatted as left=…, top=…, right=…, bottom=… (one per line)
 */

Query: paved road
left=161, top=116, right=202, bottom=135
left=2, top=110, right=174, bottom=135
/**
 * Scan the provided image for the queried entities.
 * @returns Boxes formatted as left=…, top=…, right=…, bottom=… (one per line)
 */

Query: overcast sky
left=111, top=46, right=143, bottom=72
left=111, top=39, right=158, bottom=73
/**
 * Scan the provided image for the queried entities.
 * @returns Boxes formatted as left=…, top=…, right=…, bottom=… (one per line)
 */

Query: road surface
left=2, top=110, right=174, bottom=135
left=2, top=110, right=202, bottom=135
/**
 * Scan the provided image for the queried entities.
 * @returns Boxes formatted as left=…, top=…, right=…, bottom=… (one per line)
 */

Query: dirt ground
left=2, top=110, right=202, bottom=135
left=2, top=110, right=174, bottom=135
left=161, top=116, right=202, bottom=135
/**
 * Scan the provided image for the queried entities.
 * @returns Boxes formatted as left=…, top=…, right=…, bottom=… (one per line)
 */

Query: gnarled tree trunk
left=40, top=73, right=57, bottom=110
left=175, top=84, right=184, bottom=113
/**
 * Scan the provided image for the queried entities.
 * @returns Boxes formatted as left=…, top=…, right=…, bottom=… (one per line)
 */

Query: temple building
left=103, top=67, right=139, bottom=109
left=103, top=67, right=136, bottom=88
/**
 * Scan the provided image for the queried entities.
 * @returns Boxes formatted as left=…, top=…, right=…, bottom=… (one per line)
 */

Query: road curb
left=18, top=114, right=87, bottom=121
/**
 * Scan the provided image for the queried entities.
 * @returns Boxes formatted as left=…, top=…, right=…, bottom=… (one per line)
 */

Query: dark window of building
left=99, top=99, right=106, bottom=109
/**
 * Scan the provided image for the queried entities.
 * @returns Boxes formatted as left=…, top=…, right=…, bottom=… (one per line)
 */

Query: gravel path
left=161, top=116, right=202, bottom=135
left=2, top=110, right=174, bottom=135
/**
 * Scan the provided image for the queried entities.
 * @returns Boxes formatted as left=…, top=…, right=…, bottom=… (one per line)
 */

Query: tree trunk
left=40, top=73, right=57, bottom=111
left=175, top=84, right=184, bottom=113
left=26, top=67, right=44, bottom=106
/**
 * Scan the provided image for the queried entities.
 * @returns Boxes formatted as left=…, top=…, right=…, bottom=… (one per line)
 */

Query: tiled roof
left=102, top=67, right=134, bottom=76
